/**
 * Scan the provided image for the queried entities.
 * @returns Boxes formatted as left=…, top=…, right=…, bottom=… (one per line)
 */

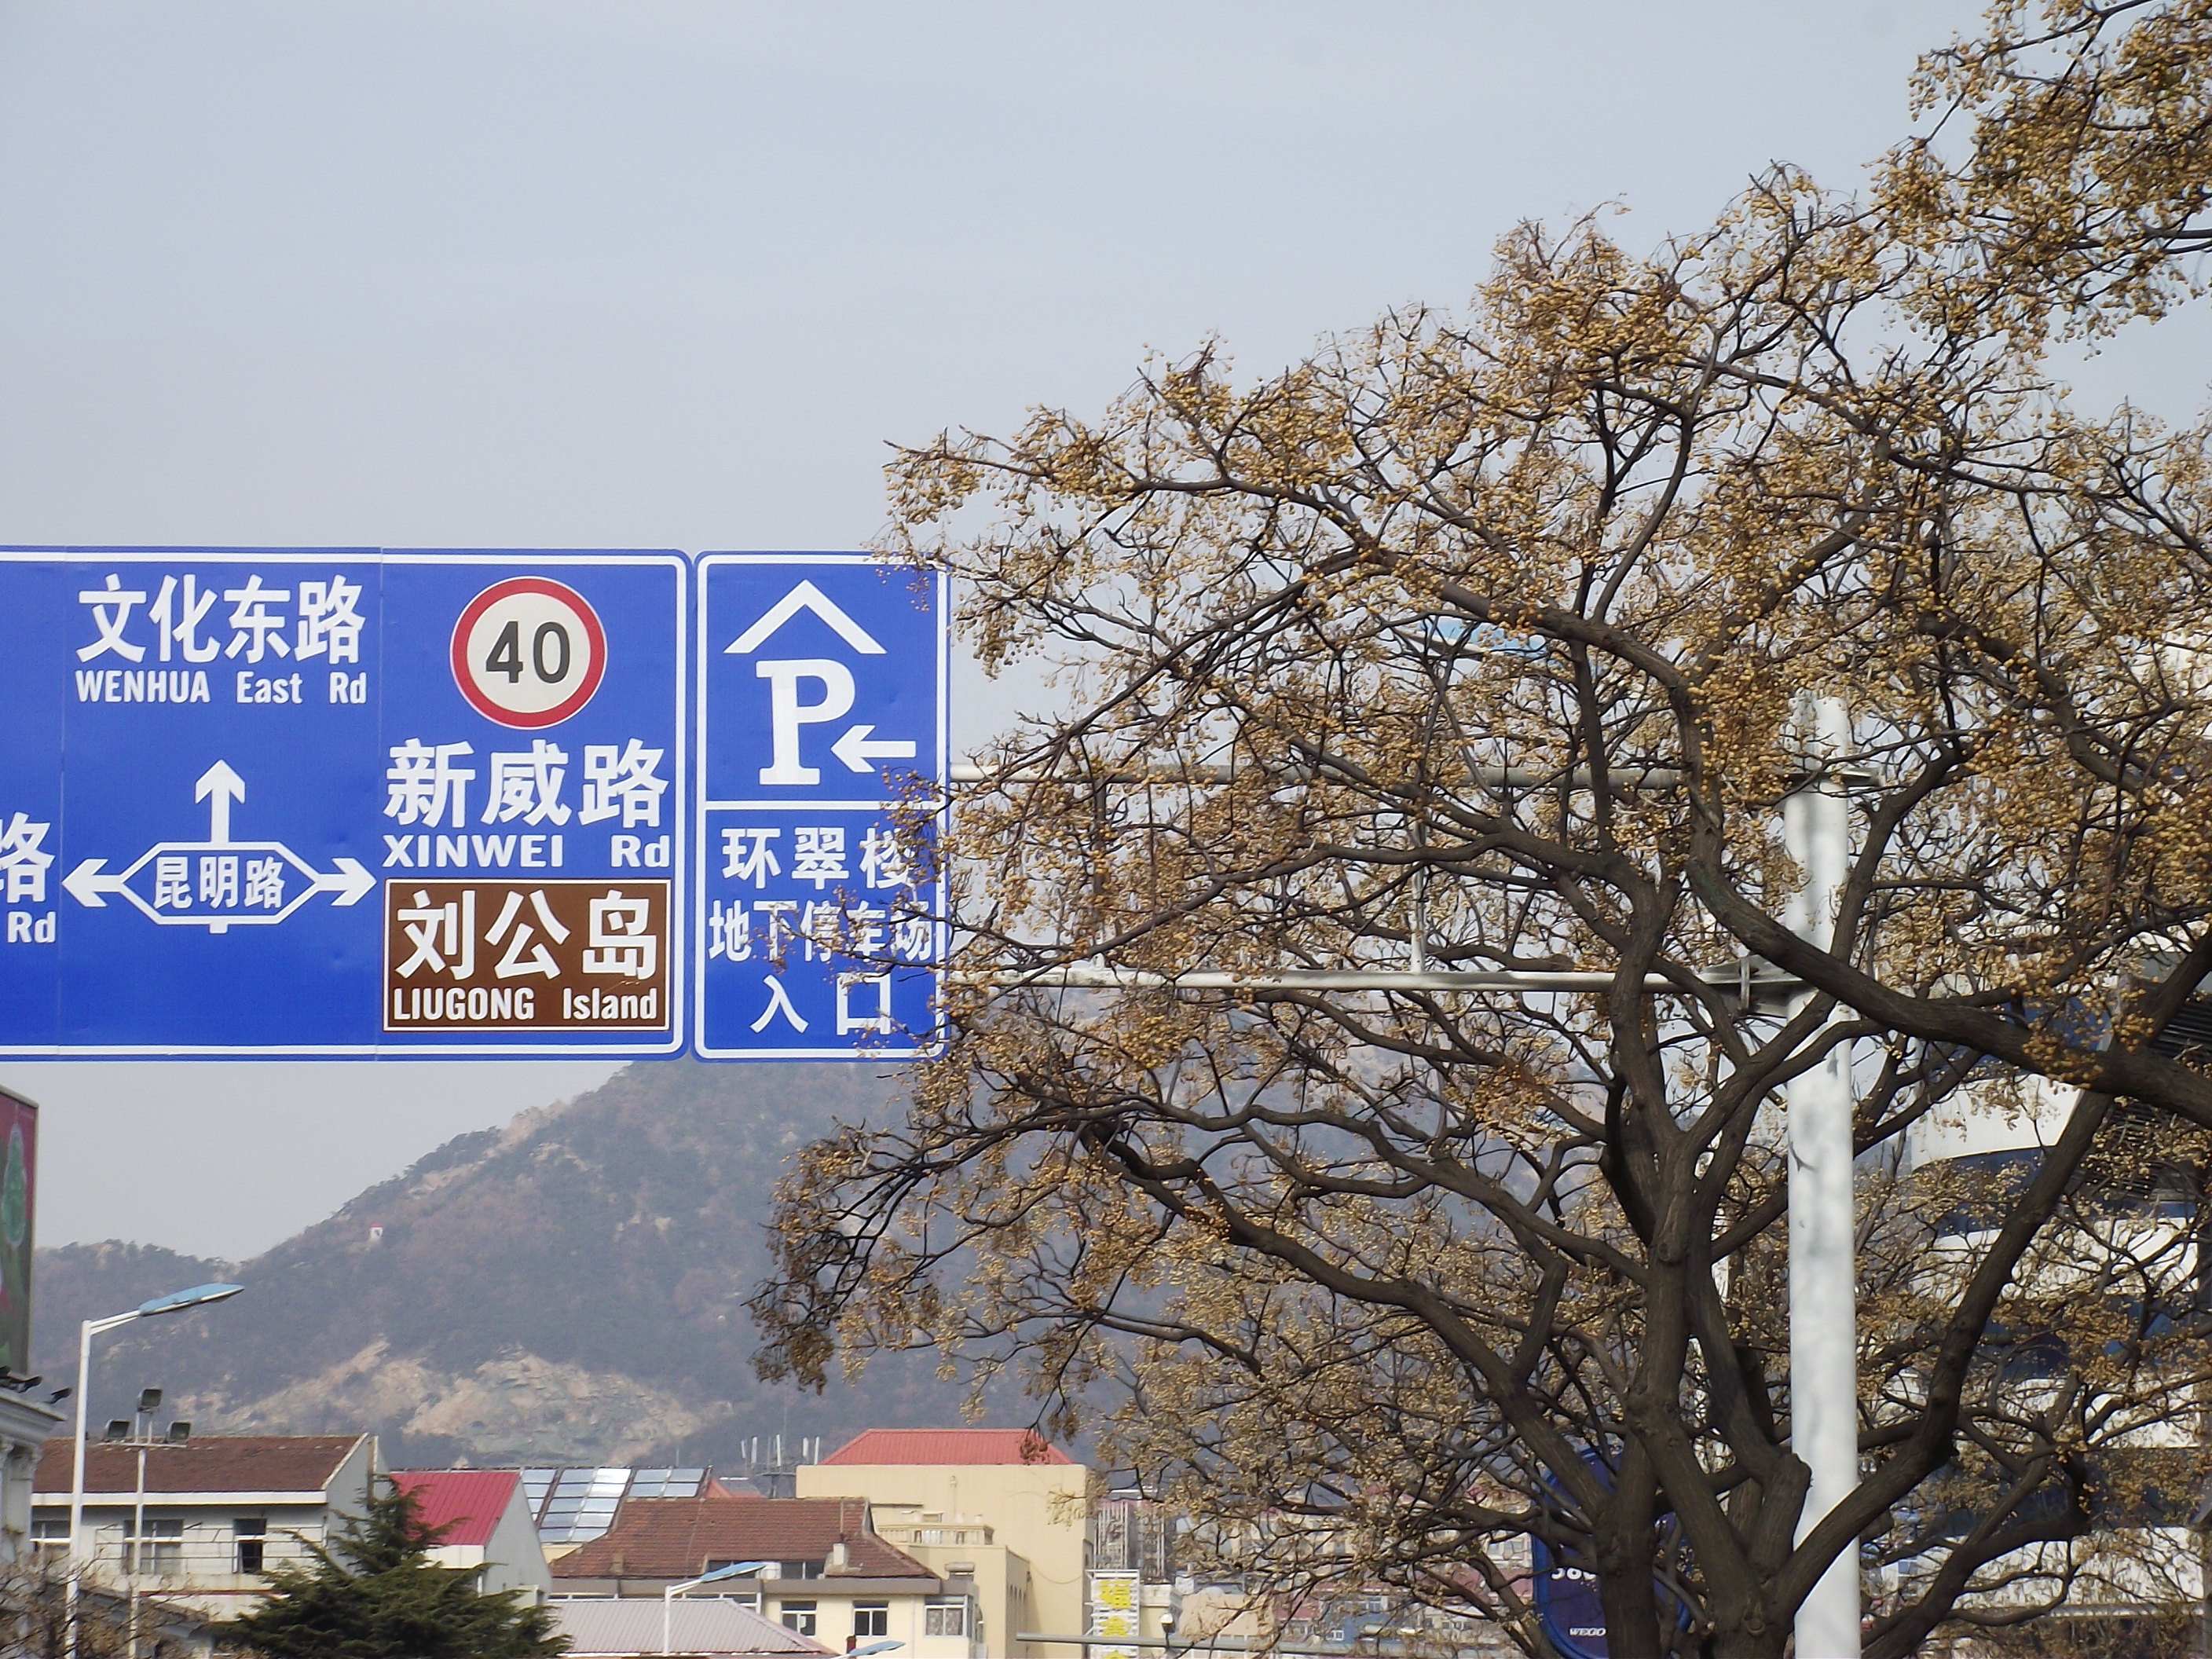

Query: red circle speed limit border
left=451, top=577, right=608, bottom=727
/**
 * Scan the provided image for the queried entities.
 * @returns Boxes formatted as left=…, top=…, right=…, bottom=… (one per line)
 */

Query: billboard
left=0, top=1090, right=35, bottom=1373
left=1086, top=1569, right=1141, bottom=1659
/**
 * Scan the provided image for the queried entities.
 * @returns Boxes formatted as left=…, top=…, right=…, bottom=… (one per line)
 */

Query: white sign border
left=692, top=552, right=948, bottom=1062
left=0, top=545, right=690, bottom=1060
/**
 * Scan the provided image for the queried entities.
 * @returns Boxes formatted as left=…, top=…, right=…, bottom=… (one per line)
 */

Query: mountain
left=31, top=1060, right=991, bottom=1468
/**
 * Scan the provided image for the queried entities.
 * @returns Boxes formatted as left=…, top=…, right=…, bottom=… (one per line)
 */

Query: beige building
left=798, top=1428, right=1089, bottom=1658
left=549, top=1492, right=976, bottom=1658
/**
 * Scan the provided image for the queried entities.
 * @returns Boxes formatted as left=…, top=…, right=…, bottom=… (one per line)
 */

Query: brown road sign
left=383, top=878, right=671, bottom=1031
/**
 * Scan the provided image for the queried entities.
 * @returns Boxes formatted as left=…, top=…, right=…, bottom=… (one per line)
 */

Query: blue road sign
left=1533, top=1537, right=1610, bottom=1659
left=0, top=548, right=687, bottom=1057
left=694, top=555, right=946, bottom=1060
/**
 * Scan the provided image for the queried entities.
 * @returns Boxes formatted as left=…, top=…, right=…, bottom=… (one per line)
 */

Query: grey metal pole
left=64, top=1316, right=97, bottom=1659
left=1784, top=697, right=1860, bottom=1658
left=64, top=1285, right=240, bottom=1659
left=128, top=1441, right=145, bottom=1659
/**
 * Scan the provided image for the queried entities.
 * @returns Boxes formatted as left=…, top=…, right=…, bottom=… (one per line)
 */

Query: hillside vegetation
left=32, top=1061, right=974, bottom=1467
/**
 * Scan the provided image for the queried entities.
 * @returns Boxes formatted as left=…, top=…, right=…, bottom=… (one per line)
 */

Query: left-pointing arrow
left=830, top=723, right=919, bottom=773
left=61, top=859, right=128, bottom=908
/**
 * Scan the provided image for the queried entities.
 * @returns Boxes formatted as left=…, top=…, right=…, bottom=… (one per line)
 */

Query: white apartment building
left=31, top=1432, right=377, bottom=1622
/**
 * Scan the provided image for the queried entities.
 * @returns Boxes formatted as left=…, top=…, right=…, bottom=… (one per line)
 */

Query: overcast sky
left=3, top=1, right=2205, bottom=1262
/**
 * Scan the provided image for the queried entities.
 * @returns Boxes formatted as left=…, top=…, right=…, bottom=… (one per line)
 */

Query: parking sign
left=694, top=555, right=946, bottom=1059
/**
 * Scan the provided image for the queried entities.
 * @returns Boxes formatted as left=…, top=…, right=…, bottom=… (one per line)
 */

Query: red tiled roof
left=820, top=1428, right=1074, bottom=1467
left=392, top=1469, right=520, bottom=1548
left=35, top=1435, right=366, bottom=1496
left=551, top=1496, right=935, bottom=1583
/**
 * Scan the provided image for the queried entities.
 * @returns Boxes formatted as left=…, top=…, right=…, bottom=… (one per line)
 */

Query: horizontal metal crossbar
left=954, top=963, right=1807, bottom=997
left=948, top=762, right=1686, bottom=789
left=1016, top=1633, right=1410, bottom=1657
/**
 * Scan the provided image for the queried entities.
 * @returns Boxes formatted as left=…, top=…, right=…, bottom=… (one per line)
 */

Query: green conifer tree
left=214, top=1480, right=566, bottom=1659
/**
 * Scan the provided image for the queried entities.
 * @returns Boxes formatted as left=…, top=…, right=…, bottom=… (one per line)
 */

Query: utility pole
left=956, top=709, right=1867, bottom=1654
left=1783, top=698, right=1860, bottom=1659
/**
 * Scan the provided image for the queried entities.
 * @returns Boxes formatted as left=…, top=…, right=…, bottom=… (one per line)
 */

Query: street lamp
left=662, top=1559, right=771, bottom=1655
left=65, top=1283, right=243, bottom=1659
left=849, top=1644, right=903, bottom=1657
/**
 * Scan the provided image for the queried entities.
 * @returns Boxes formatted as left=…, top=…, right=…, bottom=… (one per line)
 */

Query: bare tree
left=756, top=6, right=2212, bottom=1654
left=0, top=1554, right=192, bottom=1659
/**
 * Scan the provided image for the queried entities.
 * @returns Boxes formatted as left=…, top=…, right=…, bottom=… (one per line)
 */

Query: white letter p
left=756, top=659, right=855, bottom=786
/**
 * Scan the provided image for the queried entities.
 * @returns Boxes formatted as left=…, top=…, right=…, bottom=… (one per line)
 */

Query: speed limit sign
left=451, top=576, right=608, bottom=727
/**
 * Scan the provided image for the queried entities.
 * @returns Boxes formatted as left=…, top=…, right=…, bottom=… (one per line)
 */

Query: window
left=778, top=1601, right=818, bottom=1637
left=123, top=1516, right=181, bottom=1573
left=235, top=1517, right=267, bottom=1574
left=925, top=1599, right=969, bottom=1638
left=854, top=1602, right=889, bottom=1639
left=781, top=1558, right=823, bottom=1580
left=30, top=1516, right=67, bottom=1554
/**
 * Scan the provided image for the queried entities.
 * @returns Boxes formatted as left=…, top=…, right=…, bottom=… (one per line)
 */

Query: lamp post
left=662, top=1560, right=771, bottom=1656
left=849, top=1643, right=903, bottom=1657
left=65, top=1283, right=242, bottom=1659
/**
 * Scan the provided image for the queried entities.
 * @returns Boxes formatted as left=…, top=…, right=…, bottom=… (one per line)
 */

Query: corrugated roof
left=392, top=1469, right=520, bottom=1548
left=552, top=1496, right=934, bottom=1583
left=553, top=1597, right=833, bottom=1656
left=820, top=1428, right=1075, bottom=1467
left=34, top=1435, right=366, bottom=1496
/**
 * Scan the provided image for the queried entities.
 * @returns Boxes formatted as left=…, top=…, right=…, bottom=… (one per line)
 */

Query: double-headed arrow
left=63, top=760, right=375, bottom=920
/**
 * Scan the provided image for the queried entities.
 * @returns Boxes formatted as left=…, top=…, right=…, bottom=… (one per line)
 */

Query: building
left=1899, top=1071, right=2210, bottom=1647
left=391, top=1468, right=553, bottom=1601
left=551, top=1491, right=978, bottom=1657
left=30, top=1432, right=376, bottom=1621
left=1088, top=1489, right=1184, bottom=1654
left=552, top=1595, right=833, bottom=1657
left=0, top=1088, right=61, bottom=1566
left=798, top=1429, right=1089, bottom=1657
left=0, top=1393, right=60, bottom=1566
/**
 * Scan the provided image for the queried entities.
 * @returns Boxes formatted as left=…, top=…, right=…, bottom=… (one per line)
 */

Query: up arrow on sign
left=194, top=759, right=247, bottom=844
